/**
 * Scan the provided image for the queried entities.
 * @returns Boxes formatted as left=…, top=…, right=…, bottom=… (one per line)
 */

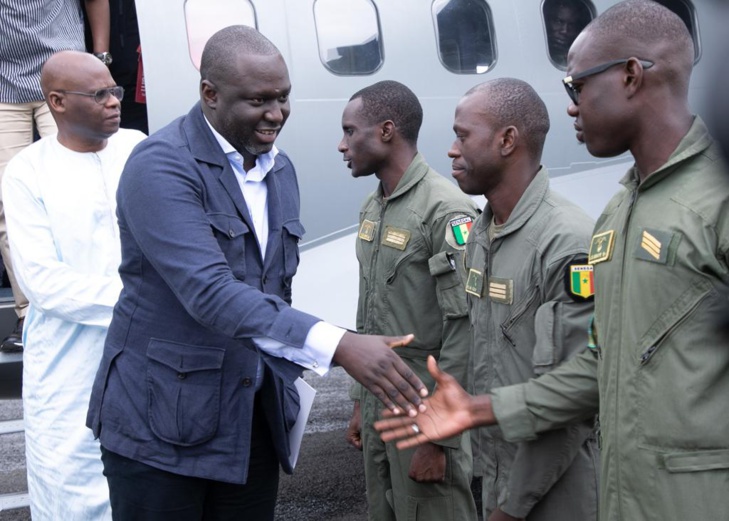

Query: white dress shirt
left=205, top=118, right=344, bottom=376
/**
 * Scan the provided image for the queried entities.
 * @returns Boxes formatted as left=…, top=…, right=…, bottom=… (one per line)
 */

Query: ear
left=201, top=80, right=218, bottom=108
left=623, top=58, right=644, bottom=99
left=47, top=91, right=65, bottom=114
left=381, top=120, right=395, bottom=142
left=499, top=126, right=518, bottom=157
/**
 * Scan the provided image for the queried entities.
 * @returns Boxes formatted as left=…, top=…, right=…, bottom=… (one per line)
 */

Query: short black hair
left=587, top=0, right=693, bottom=64
left=200, top=25, right=280, bottom=84
left=585, top=0, right=694, bottom=95
left=466, top=78, right=550, bottom=159
left=349, top=80, right=423, bottom=144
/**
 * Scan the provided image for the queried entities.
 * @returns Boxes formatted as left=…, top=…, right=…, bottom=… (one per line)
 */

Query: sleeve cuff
left=253, top=321, right=344, bottom=376
left=301, top=321, right=345, bottom=375
left=491, top=384, right=539, bottom=443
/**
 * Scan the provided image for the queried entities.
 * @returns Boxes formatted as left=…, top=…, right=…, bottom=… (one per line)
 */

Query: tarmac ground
left=0, top=367, right=482, bottom=521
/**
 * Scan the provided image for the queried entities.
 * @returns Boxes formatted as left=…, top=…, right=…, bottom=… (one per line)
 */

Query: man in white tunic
left=2, top=50, right=145, bottom=520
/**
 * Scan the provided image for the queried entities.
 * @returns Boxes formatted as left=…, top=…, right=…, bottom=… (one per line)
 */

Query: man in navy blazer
left=86, top=26, right=426, bottom=520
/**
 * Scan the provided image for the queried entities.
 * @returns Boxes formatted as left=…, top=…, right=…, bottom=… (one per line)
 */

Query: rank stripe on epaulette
left=488, top=278, right=513, bottom=304
left=489, top=281, right=507, bottom=297
left=641, top=231, right=661, bottom=260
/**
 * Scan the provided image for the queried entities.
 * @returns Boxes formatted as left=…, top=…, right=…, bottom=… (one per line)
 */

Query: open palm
left=375, top=356, right=477, bottom=449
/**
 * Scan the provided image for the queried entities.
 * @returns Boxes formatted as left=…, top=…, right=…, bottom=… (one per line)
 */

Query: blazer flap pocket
left=208, top=213, right=249, bottom=239
left=283, top=219, right=306, bottom=240
left=662, top=449, right=729, bottom=473
left=147, top=339, right=225, bottom=372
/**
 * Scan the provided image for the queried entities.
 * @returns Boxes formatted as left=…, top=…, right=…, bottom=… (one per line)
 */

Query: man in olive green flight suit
left=375, top=3, right=729, bottom=521
left=340, top=80, right=478, bottom=521
left=452, top=78, right=598, bottom=521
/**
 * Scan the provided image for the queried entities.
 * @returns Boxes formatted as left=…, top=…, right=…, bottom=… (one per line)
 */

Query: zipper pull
left=640, top=345, right=658, bottom=365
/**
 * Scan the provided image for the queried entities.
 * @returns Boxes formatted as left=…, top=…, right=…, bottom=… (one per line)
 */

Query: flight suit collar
left=480, top=166, right=550, bottom=240
left=621, top=115, right=714, bottom=192
left=374, top=152, right=429, bottom=202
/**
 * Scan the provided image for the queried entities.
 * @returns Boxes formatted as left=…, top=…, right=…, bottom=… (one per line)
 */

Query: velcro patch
left=634, top=228, right=678, bottom=265
left=488, top=277, right=513, bottom=305
left=465, top=268, right=484, bottom=297
left=565, top=261, right=595, bottom=301
left=358, top=219, right=377, bottom=242
left=447, top=215, right=473, bottom=249
left=588, top=230, right=615, bottom=264
left=381, top=226, right=411, bottom=250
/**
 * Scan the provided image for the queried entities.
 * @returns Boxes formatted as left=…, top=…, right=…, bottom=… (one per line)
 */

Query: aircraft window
left=313, top=0, right=383, bottom=75
left=184, top=0, right=257, bottom=70
left=542, top=0, right=595, bottom=69
left=433, top=0, right=496, bottom=74
left=651, top=0, right=700, bottom=62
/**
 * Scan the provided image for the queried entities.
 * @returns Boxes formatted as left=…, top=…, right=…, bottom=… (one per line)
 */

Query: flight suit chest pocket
left=146, top=339, right=225, bottom=446
left=429, top=251, right=468, bottom=319
left=208, top=213, right=249, bottom=279
left=382, top=228, right=425, bottom=284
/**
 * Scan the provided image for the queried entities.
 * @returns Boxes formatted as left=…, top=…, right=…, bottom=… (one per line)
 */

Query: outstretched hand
left=333, top=332, right=428, bottom=417
left=374, top=355, right=490, bottom=449
left=345, top=401, right=363, bottom=450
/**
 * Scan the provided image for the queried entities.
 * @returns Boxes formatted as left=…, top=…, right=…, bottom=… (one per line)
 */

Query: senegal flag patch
left=566, top=262, right=594, bottom=301
left=449, top=216, right=473, bottom=247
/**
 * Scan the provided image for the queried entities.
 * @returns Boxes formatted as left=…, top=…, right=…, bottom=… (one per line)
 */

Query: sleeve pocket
left=429, top=251, right=468, bottom=319
left=147, top=339, right=225, bottom=446
left=532, top=301, right=557, bottom=376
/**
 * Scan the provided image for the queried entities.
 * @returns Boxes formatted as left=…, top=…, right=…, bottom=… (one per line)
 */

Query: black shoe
left=0, top=318, right=24, bottom=352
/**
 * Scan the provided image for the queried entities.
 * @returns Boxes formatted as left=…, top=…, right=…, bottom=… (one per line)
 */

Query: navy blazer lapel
left=184, top=104, right=255, bottom=230
left=263, top=159, right=284, bottom=270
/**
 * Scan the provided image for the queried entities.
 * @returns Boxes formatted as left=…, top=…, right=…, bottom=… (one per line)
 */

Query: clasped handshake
left=372, top=353, right=494, bottom=450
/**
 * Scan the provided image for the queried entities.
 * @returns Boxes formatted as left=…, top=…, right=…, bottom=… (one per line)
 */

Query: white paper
left=289, top=377, right=317, bottom=468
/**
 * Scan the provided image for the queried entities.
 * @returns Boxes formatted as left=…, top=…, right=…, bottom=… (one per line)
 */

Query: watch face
left=95, top=52, right=113, bottom=65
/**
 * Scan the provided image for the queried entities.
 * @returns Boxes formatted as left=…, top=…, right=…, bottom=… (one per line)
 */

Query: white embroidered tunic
left=2, top=129, right=145, bottom=520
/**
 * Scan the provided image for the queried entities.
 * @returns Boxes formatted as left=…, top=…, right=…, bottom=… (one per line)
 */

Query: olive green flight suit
left=353, top=153, right=478, bottom=521
left=491, top=118, right=729, bottom=521
left=465, top=168, right=599, bottom=520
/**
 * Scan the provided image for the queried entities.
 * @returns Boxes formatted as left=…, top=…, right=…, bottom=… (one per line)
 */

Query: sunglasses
left=562, top=59, right=654, bottom=105
left=57, top=86, right=125, bottom=105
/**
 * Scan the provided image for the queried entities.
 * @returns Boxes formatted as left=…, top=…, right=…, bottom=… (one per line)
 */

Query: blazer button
left=242, top=377, right=252, bottom=387
left=177, top=372, right=187, bottom=380
left=228, top=230, right=235, bottom=238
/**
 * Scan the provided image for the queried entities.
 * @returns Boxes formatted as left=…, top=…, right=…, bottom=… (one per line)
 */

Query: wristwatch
left=94, top=52, right=113, bottom=66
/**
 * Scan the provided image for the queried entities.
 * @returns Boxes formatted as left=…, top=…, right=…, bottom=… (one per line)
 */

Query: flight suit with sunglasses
left=491, top=116, right=729, bottom=521
left=562, top=59, right=654, bottom=105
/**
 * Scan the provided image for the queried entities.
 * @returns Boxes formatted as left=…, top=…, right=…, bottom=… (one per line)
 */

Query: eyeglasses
left=57, top=86, right=125, bottom=104
left=562, top=59, right=654, bottom=105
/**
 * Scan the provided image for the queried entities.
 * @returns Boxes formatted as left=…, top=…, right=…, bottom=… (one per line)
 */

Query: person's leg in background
left=0, top=101, right=57, bottom=351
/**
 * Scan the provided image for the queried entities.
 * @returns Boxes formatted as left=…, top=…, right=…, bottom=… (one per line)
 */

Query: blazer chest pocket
left=146, top=339, right=225, bottom=446
left=208, top=213, right=249, bottom=279
left=282, top=219, right=306, bottom=280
